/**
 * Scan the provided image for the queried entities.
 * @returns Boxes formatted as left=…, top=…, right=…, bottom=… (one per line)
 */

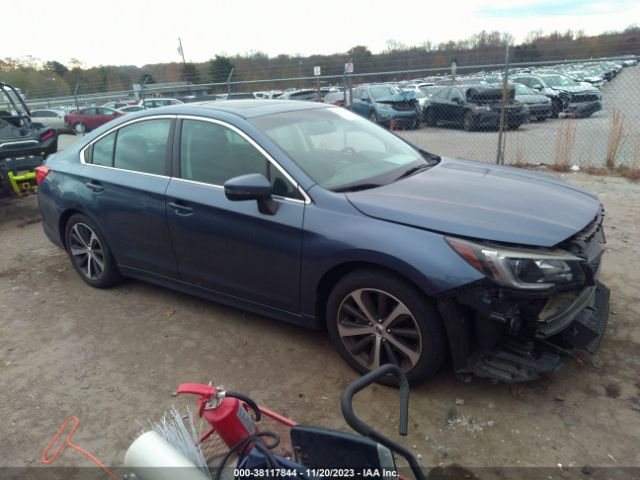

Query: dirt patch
left=1, top=171, right=640, bottom=473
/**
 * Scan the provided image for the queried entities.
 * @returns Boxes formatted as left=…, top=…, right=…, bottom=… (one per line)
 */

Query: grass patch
left=552, top=119, right=576, bottom=172
left=605, top=108, right=625, bottom=170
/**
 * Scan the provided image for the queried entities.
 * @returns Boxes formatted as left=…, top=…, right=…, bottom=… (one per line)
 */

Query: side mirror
left=451, top=97, right=461, bottom=104
left=532, top=85, right=542, bottom=90
left=361, top=97, right=369, bottom=102
left=224, top=173, right=278, bottom=215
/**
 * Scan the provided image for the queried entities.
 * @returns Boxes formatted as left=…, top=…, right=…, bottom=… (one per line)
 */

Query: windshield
left=250, top=107, right=432, bottom=191
left=514, top=84, right=536, bottom=95
left=541, top=75, right=578, bottom=87
left=369, top=86, right=398, bottom=101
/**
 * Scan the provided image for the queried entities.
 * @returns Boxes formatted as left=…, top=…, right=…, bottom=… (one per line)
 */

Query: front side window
left=180, top=120, right=300, bottom=199
left=112, top=119, right=171, bottom=175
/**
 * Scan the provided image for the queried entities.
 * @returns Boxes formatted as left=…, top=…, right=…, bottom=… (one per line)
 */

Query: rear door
left=78, top=117, right=178, bottom=277
left=165, top=117, right=305, bottom=312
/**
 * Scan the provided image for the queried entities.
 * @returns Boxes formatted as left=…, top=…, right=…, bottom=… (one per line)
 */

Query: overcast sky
left=7, top=0, right=639, bottom=68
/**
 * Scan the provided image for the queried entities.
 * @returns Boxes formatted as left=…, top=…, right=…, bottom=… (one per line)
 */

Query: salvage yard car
left=423, top=85, right=529, bottom=131
left=510, top=73, right=602, bottom=118
left=351, top=84, right=420, bottom=129
left=37, top=100, right=609, bottom=384
left=64, top=107, right=123, bottom=134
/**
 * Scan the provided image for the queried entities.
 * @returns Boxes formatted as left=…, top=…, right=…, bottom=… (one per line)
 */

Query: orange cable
left=41, top=416, right=118, bottom=480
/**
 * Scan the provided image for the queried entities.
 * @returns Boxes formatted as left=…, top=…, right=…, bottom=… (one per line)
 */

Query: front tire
left=462, top=111, right=476, bottom=132
left=65, top=214, right=122, bottom=288
left=326, top=269, right=446, bottom=385
left=368, top=111, right=379, bottom=125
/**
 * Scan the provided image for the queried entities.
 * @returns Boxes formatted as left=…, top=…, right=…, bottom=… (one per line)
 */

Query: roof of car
left=162, top=99, right=331, bottom=119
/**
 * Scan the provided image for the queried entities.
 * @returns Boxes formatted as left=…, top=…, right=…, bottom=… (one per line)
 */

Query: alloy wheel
left=74, top=122, right=86, bottom=134
left=336, top=288, right=422, bottom=372
left=69, top=223, right=105, bottom=280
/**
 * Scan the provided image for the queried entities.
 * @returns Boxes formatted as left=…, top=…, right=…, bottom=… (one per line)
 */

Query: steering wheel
left=340, top=147, right=357, bottom=156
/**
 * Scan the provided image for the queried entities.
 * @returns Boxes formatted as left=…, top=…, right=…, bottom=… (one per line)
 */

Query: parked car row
left=38, top=57, right=635, bottom=136
left=360, top=57, right=634, bottom=131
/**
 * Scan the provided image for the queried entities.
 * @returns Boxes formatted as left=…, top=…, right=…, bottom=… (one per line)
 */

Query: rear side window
left=113, top=119, right=171, bottom=175
left=86, top=120, right=171, bottom=173
left=91, top=132, right=116, bottom=167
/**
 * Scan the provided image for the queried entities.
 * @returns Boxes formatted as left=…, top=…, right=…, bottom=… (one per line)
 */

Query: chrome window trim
left=79, top=115, right=176, bottom=180
left=177, top=115, right=311, bottom=204
left=169, top=176, right=305, bottom=205
left=78, top=114, right=311, bottom=204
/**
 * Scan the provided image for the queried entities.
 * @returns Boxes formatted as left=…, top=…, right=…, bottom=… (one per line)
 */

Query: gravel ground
left=1, top=118, right=640, bottom=479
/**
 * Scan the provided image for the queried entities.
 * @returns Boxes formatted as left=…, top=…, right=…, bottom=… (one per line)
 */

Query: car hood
left=515, top=93, right=551, bottom=104
left=548, top=85, right=598, bottom=94
left=346, top=158, right=600, bottom=247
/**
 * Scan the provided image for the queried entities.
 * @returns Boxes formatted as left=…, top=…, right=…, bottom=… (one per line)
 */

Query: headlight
left=446, top=237, right=585, bottom=290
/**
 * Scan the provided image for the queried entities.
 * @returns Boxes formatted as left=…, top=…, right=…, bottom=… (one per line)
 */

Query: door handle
left=168, top=201, right=194, bottom=216
left=85, top=181, right=103, bottom=193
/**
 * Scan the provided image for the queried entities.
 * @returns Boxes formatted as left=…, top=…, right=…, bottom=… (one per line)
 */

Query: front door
left=165, top=118, right=305, bottom=312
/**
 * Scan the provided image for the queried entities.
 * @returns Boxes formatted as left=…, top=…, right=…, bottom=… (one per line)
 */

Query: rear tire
left=65, top=213, right=122, bottom=288
left=326, top=269, right=446, bottom=385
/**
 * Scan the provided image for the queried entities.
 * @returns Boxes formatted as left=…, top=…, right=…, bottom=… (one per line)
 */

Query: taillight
left=39, top=130, right=56, bottom=142
left=35, top=165, right=51, bottom=185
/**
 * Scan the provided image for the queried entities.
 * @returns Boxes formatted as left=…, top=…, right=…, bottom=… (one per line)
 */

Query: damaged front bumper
left=438, top=210, right=610, bottom=383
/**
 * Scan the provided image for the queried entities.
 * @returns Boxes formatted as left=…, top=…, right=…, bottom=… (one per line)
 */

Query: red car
left=64, top=107, right=123, bottom=134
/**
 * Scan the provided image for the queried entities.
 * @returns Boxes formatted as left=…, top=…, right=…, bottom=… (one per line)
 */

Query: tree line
left=1, top=25, right=638, bottom=99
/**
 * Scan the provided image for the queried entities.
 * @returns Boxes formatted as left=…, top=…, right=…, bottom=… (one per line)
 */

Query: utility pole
left=496, top=44, right=510, bottom=165
left=177, top=37, right=186, bottom=65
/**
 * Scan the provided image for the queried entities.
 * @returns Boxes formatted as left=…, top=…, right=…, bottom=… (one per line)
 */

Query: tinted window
left=84, top=108, right=98, bottom=115
left=91, top=132, right=116, bottom=167
left=113, top=119, right=171, bottom=175
left=180, top=120, right=299, bottom=198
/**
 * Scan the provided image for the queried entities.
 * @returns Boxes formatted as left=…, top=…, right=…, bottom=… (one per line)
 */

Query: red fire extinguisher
left=177, top=383, right=261, bottom=448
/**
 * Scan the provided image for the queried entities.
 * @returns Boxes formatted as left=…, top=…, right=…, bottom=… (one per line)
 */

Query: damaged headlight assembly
left=446, top=237, right=585, bottom=290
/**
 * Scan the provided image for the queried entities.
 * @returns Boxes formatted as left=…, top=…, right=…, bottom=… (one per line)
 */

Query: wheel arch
left=59, top=208, right=84, bottom=249
left=314, top=260, right=433, bottom=330
left=58, top=207, right=113, bottom=254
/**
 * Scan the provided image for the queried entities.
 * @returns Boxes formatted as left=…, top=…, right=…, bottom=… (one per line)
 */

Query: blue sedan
left=37, top=100, right=609, bottom=384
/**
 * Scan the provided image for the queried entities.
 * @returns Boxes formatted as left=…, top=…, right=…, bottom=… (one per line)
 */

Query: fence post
left=496, top=44, right=510, bottom=165
left=227, top=68, right=234, bottom=97
left=73, top=83, right=81, bottom=111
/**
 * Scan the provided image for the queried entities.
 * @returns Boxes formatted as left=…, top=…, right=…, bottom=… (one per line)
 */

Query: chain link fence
left=19, top=52, right=640, bottom=172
